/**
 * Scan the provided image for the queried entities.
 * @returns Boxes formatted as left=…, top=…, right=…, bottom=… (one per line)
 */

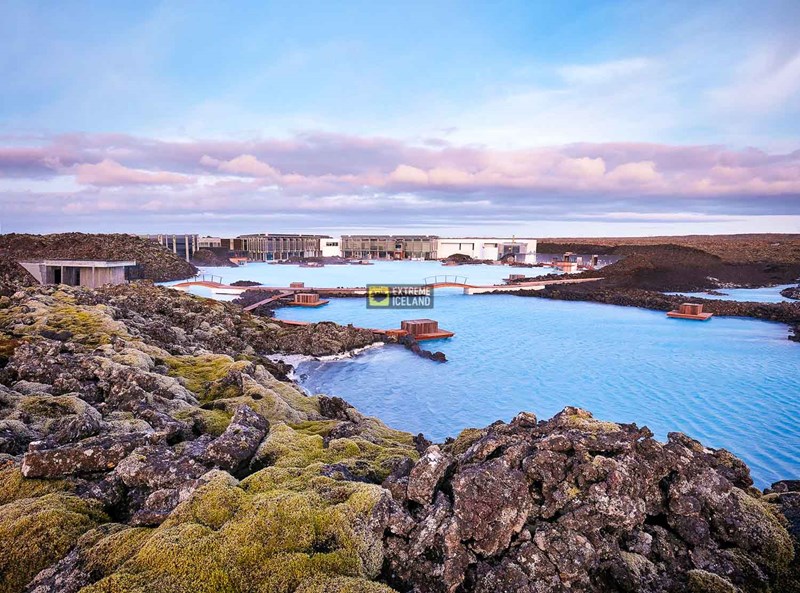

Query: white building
left=320, top=237, right=342, bottom=257
left=437, top=238, right=537, bottom=263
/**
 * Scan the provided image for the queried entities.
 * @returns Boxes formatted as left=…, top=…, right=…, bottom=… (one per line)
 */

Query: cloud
left=710, top=47, right=800, bottom=113
left=0, top=131, right=798, bottom=236
left=558, top=58, right=654, bottom=85
left=74, top=159, right=195, bottom=186
left=202, top=154, right=281, bottom=178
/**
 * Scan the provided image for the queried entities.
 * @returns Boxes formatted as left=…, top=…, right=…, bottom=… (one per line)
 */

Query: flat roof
left=19, top=260, right=136, bottom=267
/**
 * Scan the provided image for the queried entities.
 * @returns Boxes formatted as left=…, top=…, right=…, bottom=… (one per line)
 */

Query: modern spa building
left=437, top=237, right=538, bottom=263
left=340, top=235, right=439, bottom=259
left=153, top=232, right=537, bottom=262
left=197, top=234, right=336, bottom=261
left=142, top=234, right=199, bottom=262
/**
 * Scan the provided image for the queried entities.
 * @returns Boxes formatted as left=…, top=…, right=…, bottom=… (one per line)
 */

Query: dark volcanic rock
left=383, top=407, right=797, bottom=593
left=201, top=405, right=268, bottom=475
left=21, top=432, right=164, bottom=478
left=782, top=285, right=800, bottom=300
left=0, top=278, right=798, bottom=593
left=190, top=248, right=236, bottom=267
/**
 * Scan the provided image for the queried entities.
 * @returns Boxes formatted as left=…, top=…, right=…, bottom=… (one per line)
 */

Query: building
left=320, top=237, right=342, bottom=257
left=198, top=236, right=223, bottom=249
left=340, top=235, right=439, bottom=259
left=237, top=234, right=332, bottom=261
left=436, top=238, right=537, bottom=263
left=18, top=260, right=136, bottom=288
left=142, top=234, right=199, bottom=262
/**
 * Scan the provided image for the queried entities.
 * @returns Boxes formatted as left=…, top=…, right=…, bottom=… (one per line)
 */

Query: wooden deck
left=667, top=311, right=713, bottom=321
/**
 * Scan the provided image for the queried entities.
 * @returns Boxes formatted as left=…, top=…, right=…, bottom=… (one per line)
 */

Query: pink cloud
left=74, top=159, right=195, bottom=186
left=202, top=154, right=281, bottom=178
left=0, top=132, right=798, bottom=201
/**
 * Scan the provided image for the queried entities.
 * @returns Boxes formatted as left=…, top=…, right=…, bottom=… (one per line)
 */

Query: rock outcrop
left=0, top=281, right=797, bottom=593
left=382, top=408, right=798, bottom=593
left=190, top=248, right=237, bottom=267
left=782, top=285, right=800, bottom=300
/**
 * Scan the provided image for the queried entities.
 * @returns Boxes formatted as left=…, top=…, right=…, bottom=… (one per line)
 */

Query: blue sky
left=1, top=0, right=799, bottom=236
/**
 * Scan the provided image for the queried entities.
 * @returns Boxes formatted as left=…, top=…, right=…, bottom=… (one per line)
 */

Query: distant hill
left=538, top=233, right=800, bottom=264
left=0, top=233, right=197, bottom=283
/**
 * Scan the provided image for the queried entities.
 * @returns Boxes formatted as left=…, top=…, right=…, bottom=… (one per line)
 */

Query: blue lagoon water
left=168, top=260, right=541, bottom=292
left=177, top=262, right=800, bottom=488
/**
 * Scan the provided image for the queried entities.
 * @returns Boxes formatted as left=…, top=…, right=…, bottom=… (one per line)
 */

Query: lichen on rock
left=0, top=281, right=797, bottom=593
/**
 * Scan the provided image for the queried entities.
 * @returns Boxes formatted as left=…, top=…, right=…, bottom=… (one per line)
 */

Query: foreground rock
left=383, top=408, right=798, bottom=593
left=0, top=282, right=797, bottom=593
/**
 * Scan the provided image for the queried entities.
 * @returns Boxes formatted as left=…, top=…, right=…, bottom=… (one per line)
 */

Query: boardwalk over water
left=172, top=276, right=602, bottom=296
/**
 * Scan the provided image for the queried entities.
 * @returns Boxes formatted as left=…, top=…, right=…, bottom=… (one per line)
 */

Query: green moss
left=295, top=576, right=397, bottom=593
left=559, top=408, right=620, bottom=433
left=0, top=493, right=107, bottom=593
left=445, top=427, right=486, bottom=456
left=45, top=303, right=128, bottom=346
left=173, top=408, right=232, bottom=437
left=291, top=420, right=342, bottom=438
left=687, top=569, right=741, bottom=593
left=252, top=422, right=413, bottom=485
left=0, top=466, right=72, bottom=506
left=256, top=423, right=332, bottom=467
left=170, top=473, right=246, bottom=531
left=80, top=524, right=154, bottom=577
left=86, top=474, right=388, bottom=593
left=164, top=354, right=237, bottom=400
left=730, top=491, right=795, bottom=575
left=18, top=394, right=88, bottom=420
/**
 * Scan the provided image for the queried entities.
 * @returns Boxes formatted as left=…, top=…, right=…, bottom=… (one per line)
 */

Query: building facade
left=320, top=237, right=342, bottom=257
left=436, top=238, right=537, bottom=263
left=142, top=234, right=199, bottom=262
left=19, top=260, right=136, bottom=288
left=340, top=235, right=439, bottom=259
left=237, top=234, right=332, bottom=261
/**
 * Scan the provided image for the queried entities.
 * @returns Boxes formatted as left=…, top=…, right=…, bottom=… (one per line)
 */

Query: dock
left=667, top=303, right=713, bottom=321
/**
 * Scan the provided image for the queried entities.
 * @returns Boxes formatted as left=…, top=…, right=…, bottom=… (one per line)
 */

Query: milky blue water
left=665, top=284, right=797, bottom=303
left=169, top=263, right=800, bottom=488
left=168, top=260, right=549, bottom=290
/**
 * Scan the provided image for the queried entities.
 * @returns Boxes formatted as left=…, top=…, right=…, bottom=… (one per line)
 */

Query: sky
left=1, top=0, right=799, bottom=237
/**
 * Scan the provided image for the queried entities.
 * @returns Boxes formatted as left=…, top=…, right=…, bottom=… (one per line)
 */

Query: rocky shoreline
left=0, top=281, right=797, bottom=592
left=511, top=284, right=800, bottom=343
left=781, top=285, right=800, bottom=301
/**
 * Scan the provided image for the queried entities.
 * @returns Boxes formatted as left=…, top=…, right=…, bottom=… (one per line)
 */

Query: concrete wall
left=79, top=266, right=126, bottom=288
left=437, top=238, right=537, bottom=262
left=18, top=263, right=129, bottom=288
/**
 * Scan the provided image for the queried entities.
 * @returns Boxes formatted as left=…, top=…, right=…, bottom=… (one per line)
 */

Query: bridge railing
left=192, top=273, right=224, bottom=284
left=423, top=275, right=469, bottom=286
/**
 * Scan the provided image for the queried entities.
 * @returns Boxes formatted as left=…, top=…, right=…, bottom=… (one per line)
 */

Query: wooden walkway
left=242, top=291, right=293, bottom=312
left=171, top=276, right=603, bottom=295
